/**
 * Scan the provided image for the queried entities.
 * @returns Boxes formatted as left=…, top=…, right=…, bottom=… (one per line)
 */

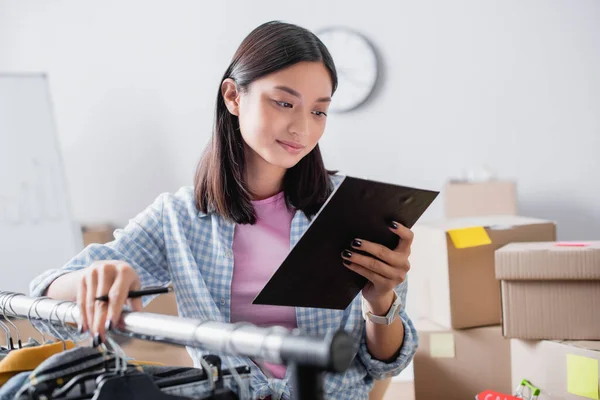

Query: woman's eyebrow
left=273, top=85, right=331, bottom=103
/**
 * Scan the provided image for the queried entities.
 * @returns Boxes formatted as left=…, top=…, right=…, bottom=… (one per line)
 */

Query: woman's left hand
left=341, top=221, right=413, bottom=314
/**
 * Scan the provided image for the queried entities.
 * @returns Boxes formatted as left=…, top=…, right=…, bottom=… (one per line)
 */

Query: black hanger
left=51, top=364, right=139, bottom=399
left=154, top=355, right=246, bottom=400
left=200, top=355, right=237, bottom=399
left=92, top=371, right=192, bottom=400
left=196, top=355, right=240, bottom=400
left=26, top=351, right=116, bottom=400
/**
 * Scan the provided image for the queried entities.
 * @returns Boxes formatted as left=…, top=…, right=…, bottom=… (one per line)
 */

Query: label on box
left=567, top=354, right=599, bottom=399
left=429, top=333, right=455, bottom=358
left=555, top=242, right=590, bottom=247
left=447, top=226, right=492, bottom=249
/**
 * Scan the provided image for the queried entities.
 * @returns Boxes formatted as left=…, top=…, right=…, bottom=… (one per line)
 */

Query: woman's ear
left=221, top=78, right=240, bottom=116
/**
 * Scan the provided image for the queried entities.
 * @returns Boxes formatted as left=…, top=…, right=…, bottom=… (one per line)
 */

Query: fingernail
left=343, top=259, right=352, bottom=266
left=342, top=250, right=352, bottom=258
left=351, top=239, right=362, bottom=248
left=389, top=221, right=398, bottom=229
left=77, top=324, right=84, bottom=334
left=105, top=320, right=113, bottom=332
left=93, top=333, right=102, bottom=347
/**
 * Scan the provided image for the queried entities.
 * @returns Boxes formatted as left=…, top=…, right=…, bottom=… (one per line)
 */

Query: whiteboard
left=0, top=74, right=82, bottom=294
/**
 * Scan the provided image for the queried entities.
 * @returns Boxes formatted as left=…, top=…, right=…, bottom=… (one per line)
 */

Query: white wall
left=1, top=0, right=599, bottom=239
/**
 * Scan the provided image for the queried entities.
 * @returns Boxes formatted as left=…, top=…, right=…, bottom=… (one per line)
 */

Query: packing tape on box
left=447, top=226, right=492, bottom=249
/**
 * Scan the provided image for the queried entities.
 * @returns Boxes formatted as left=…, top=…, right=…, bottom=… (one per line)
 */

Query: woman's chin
left=268, top=155, right=302, bottom=170
left=261, top=149, right=304, bottom=169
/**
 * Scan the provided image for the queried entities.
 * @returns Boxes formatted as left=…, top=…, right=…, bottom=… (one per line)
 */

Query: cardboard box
left=496, top=241, right=600, bottom=340
left=81, top=224, right=115, bottom=246
left=414, top=319, right=512, bottom=400
left=511, top=339, right=600, bottom=400
left=445, top=181, right=517, bottom=218
left=118, top=291, right=194, bottom=366
left=411, top=215, right=556, bottom=329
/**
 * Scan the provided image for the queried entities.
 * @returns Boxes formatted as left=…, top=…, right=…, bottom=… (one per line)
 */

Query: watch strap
left=361, top=290, right=402, bottom=325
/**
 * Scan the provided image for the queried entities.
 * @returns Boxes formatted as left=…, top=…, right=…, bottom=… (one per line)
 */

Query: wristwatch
left=361, top=290, right=402, bottom=325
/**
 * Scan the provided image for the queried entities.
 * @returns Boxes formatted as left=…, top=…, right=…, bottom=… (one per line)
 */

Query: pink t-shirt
left=230, top=191, right=297, bottom=379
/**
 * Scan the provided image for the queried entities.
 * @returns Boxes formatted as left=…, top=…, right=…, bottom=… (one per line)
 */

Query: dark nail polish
left=342, top=250, right=352, bottom=258
left=105, top=320, right=113, bottom=332
left=389, top=221, right=398, bottom=229
left=343, top=259, right=352, bottom=266
left=352, top=239, right=362, bottom=248
left=93, top=333, right=102, bottom=347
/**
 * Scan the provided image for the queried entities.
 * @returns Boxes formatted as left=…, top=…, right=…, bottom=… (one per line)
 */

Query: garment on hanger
left=16, top=346, right=114, bottom=397
left=0, top=340, right=76, bottom=386
left=0, top=371, right=30, bottom=400
left=15, top=345, right=251, bottom=400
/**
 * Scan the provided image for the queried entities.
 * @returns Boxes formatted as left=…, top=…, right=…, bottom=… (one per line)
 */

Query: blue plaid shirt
left=30, top=174, right=418, bottom=400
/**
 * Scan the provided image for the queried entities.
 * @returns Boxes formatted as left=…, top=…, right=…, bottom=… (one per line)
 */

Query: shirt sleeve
left=357, top=277, right=419, bottom=380
left=29, top=193, right=172, bottom=338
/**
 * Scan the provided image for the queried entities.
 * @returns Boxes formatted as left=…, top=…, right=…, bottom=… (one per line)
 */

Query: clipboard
left=253, top=176, right=439, bottom=310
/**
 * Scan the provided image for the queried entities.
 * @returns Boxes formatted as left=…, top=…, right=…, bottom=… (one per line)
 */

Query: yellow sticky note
left=430, top=333, right=455, bottom=358
left=447, top=226, right=492, bottom=249
left=567, top=354, right=599, bottom=399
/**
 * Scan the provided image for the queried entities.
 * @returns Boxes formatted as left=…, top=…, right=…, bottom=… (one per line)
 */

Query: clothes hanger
left=1, top=292, right=24, bottom=348
left=154, top=355, right=248, bottom=400
left=0, top=293, right=13, bottom=352
left=51, top=362, right=139, bottom=400
left=0, top=292, right=18, bottom=350
left=16, top=296, right=49, bottom=348
left=91, top=336, right=192, bottom=400
left=51, top=351, right=131, bottom=399
left=26, top=294, right=62, bottom=348
left=89, top=334, right=233, bottom=400
left=45, top=300, right=73, bottom=351
left=0, top=315, right=12, bottom=352
left=30, top=326, right=122, bottom=400
left=197, top=355, right=240, bottom=400
left=54, top=302, right=80, bottom=346
left=3, top=293, right=50, bottom=349
left=52, top=325, right=144, bottom=400
left=30, top=296, right=49, bottom=344
left=219, top=357, right=250, bottom=400
left=92, top=372, right=194, bottom=400
left=154, top=321, right=252, bottom=399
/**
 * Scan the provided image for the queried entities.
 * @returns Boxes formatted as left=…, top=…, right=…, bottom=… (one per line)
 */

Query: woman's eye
left=312, top=111, right=328, bottom=117
left=276, top=101, right=293, bottom=108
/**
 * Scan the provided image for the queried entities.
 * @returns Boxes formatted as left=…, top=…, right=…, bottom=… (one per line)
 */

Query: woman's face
left=223, top=61, right=333, bottom=170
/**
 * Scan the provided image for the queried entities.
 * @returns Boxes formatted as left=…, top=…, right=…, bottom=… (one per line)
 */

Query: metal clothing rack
left=0, top=292, right=355, bottom=400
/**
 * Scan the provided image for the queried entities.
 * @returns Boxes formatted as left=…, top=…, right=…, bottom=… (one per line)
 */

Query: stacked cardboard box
left=414, top=320, right=511, bottom=400
left=81, top=224, right=116, bottom=246
left=410, top=215, right=556, bottom=399
left=445, top=180, right=517, bottom=218
left=495, top=241, right=600, bottom=399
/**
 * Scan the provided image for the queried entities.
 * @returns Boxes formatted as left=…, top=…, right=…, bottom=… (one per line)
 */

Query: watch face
left=316, top=27, right=379, bottom=113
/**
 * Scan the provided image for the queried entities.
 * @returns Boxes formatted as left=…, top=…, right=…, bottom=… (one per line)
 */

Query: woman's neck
left=245, top=148, right=286, bottom=201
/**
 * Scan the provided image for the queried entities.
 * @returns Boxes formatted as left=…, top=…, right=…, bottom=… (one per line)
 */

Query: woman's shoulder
left=152, top=186, right=205, bottom=219
left=329, top=172, right=346, bottom=190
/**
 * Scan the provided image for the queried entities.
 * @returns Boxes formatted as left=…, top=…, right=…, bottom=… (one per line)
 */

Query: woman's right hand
left=77, top=260, right=142, bottom=342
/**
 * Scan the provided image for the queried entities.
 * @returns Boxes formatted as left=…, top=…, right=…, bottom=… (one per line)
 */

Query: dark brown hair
left=194, top=21, right=338, bottom=224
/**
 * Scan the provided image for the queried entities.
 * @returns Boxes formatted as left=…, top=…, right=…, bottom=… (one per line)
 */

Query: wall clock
left=316, top=27, right=380, bottom=113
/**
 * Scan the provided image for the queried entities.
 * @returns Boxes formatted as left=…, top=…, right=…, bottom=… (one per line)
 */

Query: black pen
left=95, top=286, right=172, bottom=302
